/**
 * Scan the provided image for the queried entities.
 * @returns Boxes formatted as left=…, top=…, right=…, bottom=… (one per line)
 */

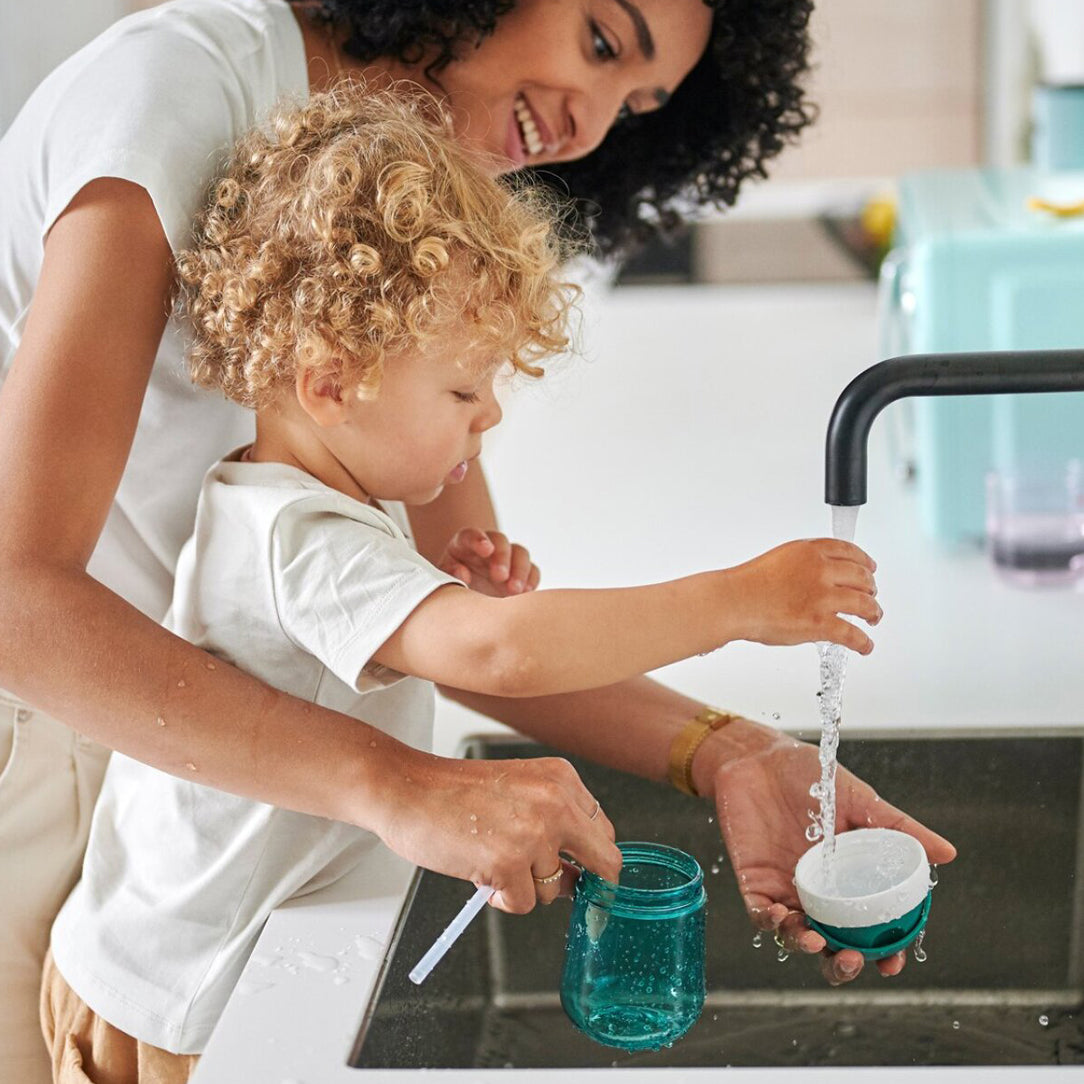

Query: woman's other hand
left=693, top=717, right=955, bottom=984
left=437, top=527, right=540, bottom=597
left=374, top=744, right=620, bottom=912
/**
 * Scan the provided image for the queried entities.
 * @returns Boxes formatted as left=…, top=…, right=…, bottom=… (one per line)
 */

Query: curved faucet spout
left=825, top=349, right=1084, bottom=507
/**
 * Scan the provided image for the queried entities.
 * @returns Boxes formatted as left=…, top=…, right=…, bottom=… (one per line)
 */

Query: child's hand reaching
left=725, top=539, right=881, bottom=654
left=438, top=527, right=540, bottom=597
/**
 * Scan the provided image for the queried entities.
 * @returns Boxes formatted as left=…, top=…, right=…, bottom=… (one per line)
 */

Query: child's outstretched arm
left=373, top=537, right=880, bottom=698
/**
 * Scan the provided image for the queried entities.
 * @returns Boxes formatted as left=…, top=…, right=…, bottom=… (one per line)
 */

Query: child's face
left=329, top=339, right=504, bottom=505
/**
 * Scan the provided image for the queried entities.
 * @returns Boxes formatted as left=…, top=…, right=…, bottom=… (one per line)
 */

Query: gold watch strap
left=667, top=707, right=735, bottom=797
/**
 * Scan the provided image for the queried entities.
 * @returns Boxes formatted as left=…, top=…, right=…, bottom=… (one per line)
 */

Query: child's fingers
left=829, top=561, right=878, bottom=596
left=833, top=588, right=882, bottom=626
left=485, top=531, right=512, bottom=583
left=505, top=544, right=536, bottom=594
left=822, top=539, right=876, bottom=571
left=525, top=562, right=541, bottom=591
left=825, top=616, right=874, bottom=655
left=446, top=527, right=493, bottom=558
left=470, top=530, right=496, bottom=557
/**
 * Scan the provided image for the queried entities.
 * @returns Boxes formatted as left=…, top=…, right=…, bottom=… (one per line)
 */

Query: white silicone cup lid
left=794, top=828, right=930, bottom=930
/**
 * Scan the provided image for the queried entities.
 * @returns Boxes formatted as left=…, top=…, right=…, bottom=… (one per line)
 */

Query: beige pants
left=0, top=692, right=110, bottom=1084
left=40, top=951, right=199, bottom=1084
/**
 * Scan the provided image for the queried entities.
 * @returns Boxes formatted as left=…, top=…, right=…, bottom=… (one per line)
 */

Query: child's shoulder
left=204, top=456, right=407, bottom=539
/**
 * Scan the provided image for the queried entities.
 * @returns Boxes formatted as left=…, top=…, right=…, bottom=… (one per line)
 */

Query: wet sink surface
left=351, top=730, right=1084, bottom=1068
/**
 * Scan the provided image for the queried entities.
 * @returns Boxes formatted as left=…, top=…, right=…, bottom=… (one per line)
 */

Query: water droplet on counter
left=296, top=951, right=338, bottom=972
left=353, top=934, right=382, bottom=960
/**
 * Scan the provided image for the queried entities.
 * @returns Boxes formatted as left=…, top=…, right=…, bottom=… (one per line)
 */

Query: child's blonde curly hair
left=175, top=84, right=577, bottom=409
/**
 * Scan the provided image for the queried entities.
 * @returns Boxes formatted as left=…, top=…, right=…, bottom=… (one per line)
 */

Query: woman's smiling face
left=426, top=0, right=713, bottom=175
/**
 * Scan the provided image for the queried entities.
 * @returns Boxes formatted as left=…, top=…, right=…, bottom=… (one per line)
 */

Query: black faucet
left=825, top=349, right=1084, bottom=507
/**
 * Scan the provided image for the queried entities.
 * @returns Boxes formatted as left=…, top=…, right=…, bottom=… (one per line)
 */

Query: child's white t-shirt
left=51, top=456, right=461, bottom=1054
left=0, top=0, right=309, bottom=621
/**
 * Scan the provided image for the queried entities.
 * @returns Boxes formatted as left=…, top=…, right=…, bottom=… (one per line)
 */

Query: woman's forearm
left=445, top=677, right=695, bottom=781
left=0, top=561, right=403, bottom=829
left=444, top=674, right=788, bottom=800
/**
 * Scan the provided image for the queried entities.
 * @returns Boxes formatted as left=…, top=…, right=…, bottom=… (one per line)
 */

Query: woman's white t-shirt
left=0, top=0, right=309, bottom=620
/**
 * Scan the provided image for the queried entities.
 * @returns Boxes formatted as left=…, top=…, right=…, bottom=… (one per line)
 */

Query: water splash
left=912, top=929, right=928, bottom=963
left=806, top=506, right=860, bottom=877
left=809, top=638, right=848, bottom=866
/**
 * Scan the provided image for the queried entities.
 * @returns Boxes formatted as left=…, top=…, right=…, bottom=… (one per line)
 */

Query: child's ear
left=295, top=367, right=348, bottom=427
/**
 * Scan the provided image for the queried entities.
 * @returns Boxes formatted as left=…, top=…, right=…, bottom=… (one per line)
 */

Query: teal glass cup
left=560, top=842, right=706, bottom=1051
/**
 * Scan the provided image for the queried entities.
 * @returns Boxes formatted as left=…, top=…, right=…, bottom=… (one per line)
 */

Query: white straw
left=408, top=884, right=494, bottom=984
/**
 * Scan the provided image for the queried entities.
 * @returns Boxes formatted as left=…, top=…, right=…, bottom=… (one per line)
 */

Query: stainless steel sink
left=350, top=729, right=1084, bottom=1068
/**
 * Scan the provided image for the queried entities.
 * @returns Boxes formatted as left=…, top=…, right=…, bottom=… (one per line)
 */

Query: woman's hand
left=374, top=744, right=620, bottom=913
left=437, top=527, right=540, bottom=597
left=696, top=718, right=956, bottom=984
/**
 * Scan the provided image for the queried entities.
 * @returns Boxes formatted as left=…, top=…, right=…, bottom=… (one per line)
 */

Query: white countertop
left=193, top=283, right=1084, bottom=1083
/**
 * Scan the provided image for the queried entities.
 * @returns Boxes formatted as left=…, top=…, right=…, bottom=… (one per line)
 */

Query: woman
left=0, top=2, right=954, bottom=1079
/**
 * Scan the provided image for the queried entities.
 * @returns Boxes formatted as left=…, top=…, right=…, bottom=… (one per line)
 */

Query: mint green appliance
left=881, top=167, right=1084, bottom=542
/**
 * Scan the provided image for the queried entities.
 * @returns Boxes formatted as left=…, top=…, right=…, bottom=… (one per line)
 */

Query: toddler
left=41, top=85, right=880, bottom=1082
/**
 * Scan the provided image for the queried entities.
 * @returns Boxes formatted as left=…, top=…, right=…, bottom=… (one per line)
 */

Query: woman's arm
left=444, top=676, right=956, bottom=980
left=0, top=179, right=620, bottom=910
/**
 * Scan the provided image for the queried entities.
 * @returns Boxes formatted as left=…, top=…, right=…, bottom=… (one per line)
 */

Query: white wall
left=0, top=0, right=130, bottom=134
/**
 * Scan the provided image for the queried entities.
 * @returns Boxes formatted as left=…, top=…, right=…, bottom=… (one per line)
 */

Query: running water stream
left=805, top=505, right=860, bottom=875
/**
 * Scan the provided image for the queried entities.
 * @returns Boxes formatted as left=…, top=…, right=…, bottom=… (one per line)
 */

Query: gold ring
left=532, top=865, right=563, bottom=886
left=588, top=799, right=601, bottom=821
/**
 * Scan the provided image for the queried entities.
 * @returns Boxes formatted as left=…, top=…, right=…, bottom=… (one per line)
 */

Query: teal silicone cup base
left=807, top=892, right=932, bottom=961
left=561, top=842, right=706, bottom=1052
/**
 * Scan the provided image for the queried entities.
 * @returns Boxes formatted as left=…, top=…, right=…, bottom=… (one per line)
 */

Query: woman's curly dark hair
left=292, top=0, right=815, bottom=260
